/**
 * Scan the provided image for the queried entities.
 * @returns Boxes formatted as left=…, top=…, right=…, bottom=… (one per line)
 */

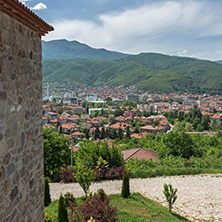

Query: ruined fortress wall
left=0, top=11, right=44, bottom=222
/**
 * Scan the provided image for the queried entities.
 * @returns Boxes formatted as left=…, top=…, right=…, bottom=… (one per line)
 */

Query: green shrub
left=74, top=165, right=96, bottom=198
left=70, top=192, right=118, bottom=222
left=121, top=171, right=130, bottom=198
left=44, top=212, right=53, bottom=222
left=44, top=178, right=51, bottom=207
left=57, top=195, right=68, bottom=222
left=64, top=192, right=75, bottom=207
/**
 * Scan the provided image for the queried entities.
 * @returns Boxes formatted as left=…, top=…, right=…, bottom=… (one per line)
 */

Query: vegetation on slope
left=42, top=39, right=129, bottom=60
left=43, top=53, right=222, bottom=94
left=45, top=193, right=189, bottom=221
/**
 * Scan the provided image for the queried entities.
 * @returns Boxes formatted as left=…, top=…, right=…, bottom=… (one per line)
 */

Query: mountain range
left=42, top=39, right=128, bottom=60
left=42, top=39, right=222, bottom=94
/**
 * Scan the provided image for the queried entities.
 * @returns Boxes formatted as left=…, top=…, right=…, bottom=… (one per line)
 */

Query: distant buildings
left=89, top=108, right=103, bottom=115
left=126, top=94, right=139, bottom=102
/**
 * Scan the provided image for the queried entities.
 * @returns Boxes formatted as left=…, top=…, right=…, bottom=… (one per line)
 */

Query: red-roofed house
left=211, top=113, right=222, bottom=126
left=140, top=125, right=158, bottom=135
left=121, top=148, right=160, bottom=162
left=61, top=123, right=75, bottom=133
left=110, top=122, right=131, bottom=130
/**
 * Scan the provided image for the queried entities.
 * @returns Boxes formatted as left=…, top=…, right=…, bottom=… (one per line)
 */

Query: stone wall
left=0, top=11, right=44, bottom=222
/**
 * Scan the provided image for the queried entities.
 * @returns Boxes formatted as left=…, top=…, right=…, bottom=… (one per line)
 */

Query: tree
left=43, top=128, right=70, bottom=180
left=163, top=184, right=178, bottom=213
left=178, top=111, right=185, bottom=121
left=196, top=124, right=204, bottom=132
left=184, top=122, right=194, bottom=132
left=108, top=114, right=115, bottom=124
left=173, top=121, right=185, bottom=132
left=84, top=128, right=90, bottom=139
left=118, top=127, right=123, bottom=140
left=126, top=126, right=131, bottom=139
left=57, top=195, right=69, bottom=222
left=201, top=114, right=210, bottom=130
left=134, top=126, right=139, bottom=133
left=114, top=108, right=123, bottom=117
left=59, top=125, right=63, bottom=134
left=74, top=166, right=96, bottom=198
left=111, top=128, right=117, bottom=139
left=153, top=120, right=159, bottom=126
left=100, top=127, right=106, bottom=139
left=44, top=178, right=51, bottom=207
left=192, top=117, right=201, bottom=129
left=94, top=125, right=100, bottom=140
left=121, top=171, right=130, bottom=198
left=76, top=141, right=123, bottom=168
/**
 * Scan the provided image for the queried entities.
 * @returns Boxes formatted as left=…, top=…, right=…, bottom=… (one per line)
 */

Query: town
left=43, top=81, right=222, bottom=142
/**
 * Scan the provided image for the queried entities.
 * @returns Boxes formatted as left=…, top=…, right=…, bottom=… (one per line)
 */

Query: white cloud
left=43, top=0, right=222, bottom=60
left=20, top=0, right=31, bottom=5
left=31, top=2, right=47, bottom=10
left=177, top=50, right=188, bottom=56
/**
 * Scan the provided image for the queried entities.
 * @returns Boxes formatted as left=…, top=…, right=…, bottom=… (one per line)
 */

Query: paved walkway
left=50, top=174, right=222, bottom=221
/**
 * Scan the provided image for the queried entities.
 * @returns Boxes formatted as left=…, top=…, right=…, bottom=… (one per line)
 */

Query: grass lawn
left=45, top=193, right=189, bottom=221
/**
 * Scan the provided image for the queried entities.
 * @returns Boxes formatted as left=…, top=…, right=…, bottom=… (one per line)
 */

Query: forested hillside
left=42, top=40, right=222, bottom=94
left=42, top=39, right=129, bottom=60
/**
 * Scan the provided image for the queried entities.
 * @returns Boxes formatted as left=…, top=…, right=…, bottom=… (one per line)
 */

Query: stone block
left=0, top=166, right=6, bottom=182
left=4, top=180, right=12, bottom=193
left=10, top=186, right=18, bottom=202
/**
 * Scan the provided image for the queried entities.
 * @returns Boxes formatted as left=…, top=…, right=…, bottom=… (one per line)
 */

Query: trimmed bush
left=121, top=171, right=130, bottom=198
left=44, top=178, right=51, bottom=207
left=57, top=195, right=68, bottom=222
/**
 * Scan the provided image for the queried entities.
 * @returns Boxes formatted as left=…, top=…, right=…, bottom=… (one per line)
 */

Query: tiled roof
left=121, top=148, right=160, bottom=162
left=61, top=123, right=74, bottom=129
left=0, top=0, right=53, bottom=35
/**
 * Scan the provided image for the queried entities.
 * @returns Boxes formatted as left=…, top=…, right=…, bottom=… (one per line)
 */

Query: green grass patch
left=45, top=199, right=58, bottom=219
left=45, top=193, right=189, bottom=221
left=110, top=193, right=189, bottom=222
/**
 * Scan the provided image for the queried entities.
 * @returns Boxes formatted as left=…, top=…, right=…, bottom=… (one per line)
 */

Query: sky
left=21, top=0, right=222, bottom=61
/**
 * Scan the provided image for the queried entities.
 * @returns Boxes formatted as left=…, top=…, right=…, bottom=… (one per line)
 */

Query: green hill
left=43, top=54, right=222, bottom=94
left=42, top=39, right=129, bottom=60
left=42, top=40, right=222, bottom=94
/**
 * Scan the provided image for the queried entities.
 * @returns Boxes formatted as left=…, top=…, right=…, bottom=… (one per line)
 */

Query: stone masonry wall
left=0, top=11, right=44, bottom=221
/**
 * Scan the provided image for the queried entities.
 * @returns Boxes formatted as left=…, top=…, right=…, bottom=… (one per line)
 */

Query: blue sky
left=21, top=0, right=222, bottom=61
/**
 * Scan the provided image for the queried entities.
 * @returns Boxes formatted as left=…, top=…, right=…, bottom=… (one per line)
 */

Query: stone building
left=0, top=1, right=53, bottom=221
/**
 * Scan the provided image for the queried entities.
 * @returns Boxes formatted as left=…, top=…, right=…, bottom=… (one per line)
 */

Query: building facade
left=0, top=1, right=53, bottom=221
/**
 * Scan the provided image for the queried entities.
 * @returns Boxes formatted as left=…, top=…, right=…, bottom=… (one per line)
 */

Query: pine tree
left=111, top=128, right=117, bottom=139
left=57, top=195, right=69, bottom=222
left=118, top=127, right=123, bottom=140
left=59, top=125, right=63, bottom=134
left=126, top=126, right=131, bottom=139
left=100, top=127, right=106, bottom=139
left=94, top=125, right=100, bottom=140
left=44, top=178, right=51, bottom=207
left=121, top=171, right=130, bottom=198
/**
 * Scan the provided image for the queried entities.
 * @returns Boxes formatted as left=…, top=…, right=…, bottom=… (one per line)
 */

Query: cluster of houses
left=43, top=95, right=222, bottom=162
left=43, top=103, right=171, bottom=140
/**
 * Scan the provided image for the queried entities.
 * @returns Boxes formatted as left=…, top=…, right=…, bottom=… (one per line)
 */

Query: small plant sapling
left=163, top=183, right=178, bottom=213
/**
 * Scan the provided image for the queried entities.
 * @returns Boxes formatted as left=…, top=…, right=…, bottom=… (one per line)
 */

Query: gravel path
left=50, top=174, right=222, bottom=221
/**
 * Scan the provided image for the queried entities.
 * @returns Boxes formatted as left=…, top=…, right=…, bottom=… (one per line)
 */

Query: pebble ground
left=50, top=174, right=222, bottom=221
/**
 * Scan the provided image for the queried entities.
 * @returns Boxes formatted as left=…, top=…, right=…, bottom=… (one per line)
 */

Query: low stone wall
left=0, top=11, right=44, bottom=222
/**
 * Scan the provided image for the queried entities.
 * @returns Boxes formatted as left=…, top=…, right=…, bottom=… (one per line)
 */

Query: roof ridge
left=0, top=0, right=53, bottom=35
